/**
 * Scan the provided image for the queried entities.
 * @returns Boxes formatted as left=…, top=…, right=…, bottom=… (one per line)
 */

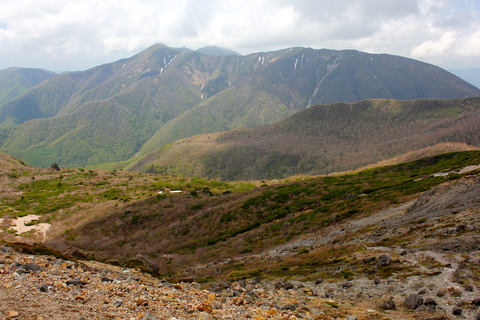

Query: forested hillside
left=0, top=44, right=478, bottom=169
left=130, top=98, right=480, bottom=180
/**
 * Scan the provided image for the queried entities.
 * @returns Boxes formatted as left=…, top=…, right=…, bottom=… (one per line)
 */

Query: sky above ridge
left=1, top=0, right=479, bottom=72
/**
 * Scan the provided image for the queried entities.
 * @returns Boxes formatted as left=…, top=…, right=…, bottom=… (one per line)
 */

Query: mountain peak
left=146, top=43, right=169, bottom=50
left=196, top=46, right=241, bottom=56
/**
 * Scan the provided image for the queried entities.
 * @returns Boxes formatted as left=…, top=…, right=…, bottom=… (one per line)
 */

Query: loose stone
left=405, top=294, right=423, bottom=309
left=39, top=284, right=49, bottom=292
left=379, top=297, right=395, bottom=310
left=453, top=307, right=462, bottom=315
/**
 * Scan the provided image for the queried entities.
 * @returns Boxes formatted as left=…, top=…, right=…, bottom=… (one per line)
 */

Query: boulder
left=472, top=298, right=480, bottom=306
left=376, top=255, right=392, bottom=268
left=49, top=163, right=60, bottom=171
left=424, top=298, right=437, bottom=306
left=437, top=288, right=446, bottom=297
left=280, top=281, right=294, bottom=290
left=231, top=282, right=244, bottom=291
left=379, top=297, right=396, bottom=310
left=39, top=284, right=49, bottom=292
left=405, top=294, right=423, bottom=309
left=418, top=288, right=427, bottom=295
left=452, top=307, right=462, bottom=315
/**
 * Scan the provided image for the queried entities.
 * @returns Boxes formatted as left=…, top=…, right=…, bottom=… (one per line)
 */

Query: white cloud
left=412, top=31, right=458, bottom=57
left=0, top=0, right=479, bottom=71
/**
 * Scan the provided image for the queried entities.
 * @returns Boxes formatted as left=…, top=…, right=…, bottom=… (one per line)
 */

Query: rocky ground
left=1, top=243, right=480, bottom=320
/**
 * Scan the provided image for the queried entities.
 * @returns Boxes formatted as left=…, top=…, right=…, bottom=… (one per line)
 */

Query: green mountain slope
left=138, top=49, right=480, bottom=155
left=129, top=98, right=480, bottom=180
left=0, top=45, right=205, bottom=167
left=0, top=44, right=479, bottom=169
left=0, top=67, right=56, bottom=109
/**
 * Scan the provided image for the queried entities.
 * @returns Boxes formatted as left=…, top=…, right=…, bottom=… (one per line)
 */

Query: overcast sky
left=1, top=0, right=479, bottom=72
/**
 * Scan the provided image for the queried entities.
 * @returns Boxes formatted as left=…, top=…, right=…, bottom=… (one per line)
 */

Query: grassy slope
left=0, top=164, right=256, bottom=241
left=129, top=98, right=480, bottom=180
left=64, top=151, right=480, bottom=280
left=355, top=141, right=480, bottom=170
left=1, top=149, right=478, bottom=280
left=0, top=152, right=30, bottom=168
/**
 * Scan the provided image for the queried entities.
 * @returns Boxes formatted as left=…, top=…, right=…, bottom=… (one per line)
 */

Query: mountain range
left=0, top=43, right=479, bottom=177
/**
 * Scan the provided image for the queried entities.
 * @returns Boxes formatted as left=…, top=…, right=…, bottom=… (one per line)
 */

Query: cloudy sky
left=1, top=0, right=479, bottom=72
